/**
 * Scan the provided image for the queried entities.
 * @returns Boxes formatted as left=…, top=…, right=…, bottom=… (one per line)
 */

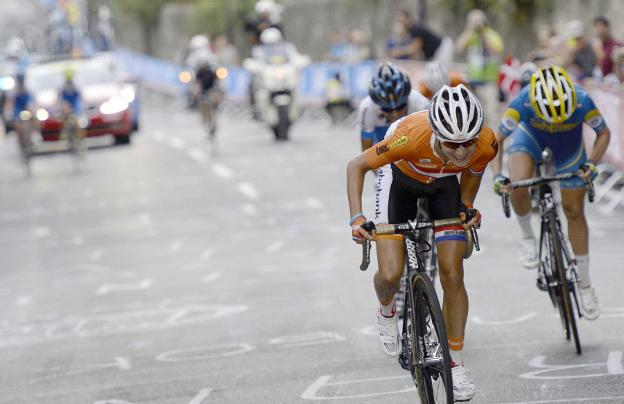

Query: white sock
left=516, top=212, right=535, bottom=240
left=450, top=349, right=463, bottom=367
left=380, top=300, right=396, bottom=318
left=577, top=255, right=591, bottom=288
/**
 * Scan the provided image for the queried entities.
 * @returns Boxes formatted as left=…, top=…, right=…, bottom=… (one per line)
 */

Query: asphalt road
left=0, top=97, right=623, bottom=404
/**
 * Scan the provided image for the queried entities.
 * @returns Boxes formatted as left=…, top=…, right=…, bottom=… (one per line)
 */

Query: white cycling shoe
left=377, top=310, right=400, bottom=356
left=580, top=286, right=601, bottom=321
left=518, top=237, right=539, bottom=269
left=452, top=364, right=475, bottom=402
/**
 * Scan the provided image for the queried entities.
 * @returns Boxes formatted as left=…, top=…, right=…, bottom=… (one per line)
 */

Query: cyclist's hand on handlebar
left=460, top=204, right=481, bottom=230
left=350, top=215, right=374, bottom=244
left=493, top=173, right=511, bottom=195
left=578, top=160, right=598, bottom=181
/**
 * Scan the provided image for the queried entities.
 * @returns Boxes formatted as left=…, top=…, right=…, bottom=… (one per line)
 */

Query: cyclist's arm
left=588, top=127, right=610, bottom=163
left=490, top=130, right=506, bottom=175
left=347, top=153, right=372, bottom=220
left=459, top=171, right=482, bottom=208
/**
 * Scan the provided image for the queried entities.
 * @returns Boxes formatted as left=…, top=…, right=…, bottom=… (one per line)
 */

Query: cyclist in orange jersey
left=347, top=84, right=497, bottom=402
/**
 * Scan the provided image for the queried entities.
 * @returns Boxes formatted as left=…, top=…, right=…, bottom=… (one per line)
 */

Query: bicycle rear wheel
left=548, top=216, right=581, bottom=354
left=410, top=273, right=453, bottom=403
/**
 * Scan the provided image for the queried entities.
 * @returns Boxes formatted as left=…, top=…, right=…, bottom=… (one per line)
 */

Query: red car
left=26, top=57, right=136, bottom=145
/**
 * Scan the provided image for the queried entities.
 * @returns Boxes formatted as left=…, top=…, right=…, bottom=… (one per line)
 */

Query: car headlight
left=36, top=108, right=49, bottom=121
left=179, top=70, right=192, bottom=84
left=121, top=86, right=136, bottom=103
left=0, top=77, right=15, bottom=91
left=100, top=96, right=129, bottom=114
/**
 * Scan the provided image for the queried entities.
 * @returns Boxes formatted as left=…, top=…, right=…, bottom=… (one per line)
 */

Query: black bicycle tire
left=543, top=224, right=569, bottom=338
left=411, top=273, right=453, bottom=403
left=548, top=215, right=582, bottom=354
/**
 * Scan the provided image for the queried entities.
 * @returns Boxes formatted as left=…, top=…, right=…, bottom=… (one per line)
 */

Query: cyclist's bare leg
left=508, top=152, right=535, bottom=216
left=561, top=187, right=588, bottom=255
left=374, top=238, right=405, bottom=305
left=436, top=240, right=468, bottom=339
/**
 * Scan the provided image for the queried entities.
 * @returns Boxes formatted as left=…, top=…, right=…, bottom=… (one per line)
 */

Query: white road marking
left=138, top=213, right=152, bottom=226
left=471, top=312, right=538, bottom=325
left=301, top=374, right=414, bottom=400
left=268, top=331, right=346, bottom=348
left=201, top=271, right=223, bottom=283
left=72, top=236, right=85, bottom=246
left=200, top=249, right=213, bottom=261
left=504, top=395, right=624, bottom=403
left=266, top=240, right=285, bottom=253
left=188, top=148, right=208, bottom=163
left=305, top=197, right=323, bottom=210
left=188, top=388, right=213, bottom=404
left=241, top=203, right=259, bottom=216
left=237, top=182, right=260, bottom=201
left=16, top=296, right=32, bottom=306
left=211, top=163, right=234, bottom=179
left=29, top=357, right=131, bottom=384
left=520, top=352, right=624, bottom=379
left=96, top=279, right=153, bottom=296
left=169, top=136, right=186, bottom=149
left=607, top=351, right=623, bottom=374
left=33, top=227, right=51, bottom=238
left=89, top=249, right=105, bottom=262
left=169, top=241, right=182, bottom=253
left=152, top=130, right=166, bottom=142
left=360, top=326, right=377, bottom=336
left=155, top=343, right=255, bottom=362
left=94, top=400, right=135, bottom=404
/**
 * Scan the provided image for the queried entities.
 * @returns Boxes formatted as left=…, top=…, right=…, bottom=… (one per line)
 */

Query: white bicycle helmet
left=428, top=84, right=484, bottom=142
left=260, top=27, right=282, bottom=45
left=424, top=61, right=449, bottom=94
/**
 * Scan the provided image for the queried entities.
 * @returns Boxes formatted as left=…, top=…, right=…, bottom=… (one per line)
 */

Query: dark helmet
left=368, top=62, right=411, bottom=111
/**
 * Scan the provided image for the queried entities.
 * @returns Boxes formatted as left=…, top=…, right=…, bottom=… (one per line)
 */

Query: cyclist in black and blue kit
left=60, top=69, right=81, bottom=117
left=9, top=73, right=35, bottom=155
left=491, top=65, right=610, bottom=320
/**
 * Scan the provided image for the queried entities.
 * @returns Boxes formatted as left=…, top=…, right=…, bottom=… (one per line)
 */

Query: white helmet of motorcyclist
left=260, top=27, right=282, bottom=45
left=5, top=37, right=26, bottom=58
left=188, top=49, right=216, bottom=70
left=189, top=35, right=210, bottom=52
left=255, top=0, right=277, bottom=16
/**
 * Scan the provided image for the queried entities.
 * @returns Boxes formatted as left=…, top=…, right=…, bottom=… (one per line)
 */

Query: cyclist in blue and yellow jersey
left=491, top=65, right=610, bottom=320
left=358, top=62, right=429, bottom=152
left=60, top=68, right=81, bottom=117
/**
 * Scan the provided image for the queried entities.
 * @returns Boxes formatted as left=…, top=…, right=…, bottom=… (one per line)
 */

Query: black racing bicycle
left=500, top=154, right=594, bottom=355
left=360, top=217, right=478, bottom=403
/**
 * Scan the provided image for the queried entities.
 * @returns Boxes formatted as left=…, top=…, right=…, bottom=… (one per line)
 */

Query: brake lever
left=470, top=227, right=480, bottom=251
left=360, top=240, right=371, bottom=271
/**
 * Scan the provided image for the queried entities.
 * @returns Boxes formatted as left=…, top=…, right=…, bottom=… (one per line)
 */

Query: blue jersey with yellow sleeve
left=498, top=84, right=608, bottom=188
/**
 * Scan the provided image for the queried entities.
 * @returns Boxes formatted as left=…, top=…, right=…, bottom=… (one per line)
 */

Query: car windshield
left=26, top=61, right=117, bottom=92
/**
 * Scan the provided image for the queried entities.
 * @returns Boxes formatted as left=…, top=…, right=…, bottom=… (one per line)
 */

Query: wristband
left=349, top=212, right=364, bottom=226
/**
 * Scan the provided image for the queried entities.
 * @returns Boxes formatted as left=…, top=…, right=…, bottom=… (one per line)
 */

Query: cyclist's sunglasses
left=381, top=104, right=407, bottom=113
left=440, top=138, right=477, bottom=149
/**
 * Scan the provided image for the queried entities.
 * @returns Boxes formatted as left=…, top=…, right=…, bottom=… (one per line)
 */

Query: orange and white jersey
left=363, top=111, right=498, bottom=184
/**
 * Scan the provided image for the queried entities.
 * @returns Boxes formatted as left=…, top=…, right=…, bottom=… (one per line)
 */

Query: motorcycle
left=243, top=51, right=309, bottom=141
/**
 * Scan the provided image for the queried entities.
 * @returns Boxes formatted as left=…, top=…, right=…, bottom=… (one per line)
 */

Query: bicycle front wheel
left=410, top=273, right=453, bottom=403
left=548, top=216, right=581, bottom=354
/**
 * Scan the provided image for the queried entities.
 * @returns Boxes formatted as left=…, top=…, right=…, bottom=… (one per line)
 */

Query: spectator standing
left=455, top=9, right=503, bottom=124
left=394, top=9, right=453, bottom=64
left=562, top=19, right=597, bottom=80
left=386, top=21, right=413, bottom=60
left=592, top=16, right=623, bottom=77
